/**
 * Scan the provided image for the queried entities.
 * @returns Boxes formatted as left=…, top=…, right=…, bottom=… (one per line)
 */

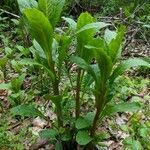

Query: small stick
left=0, top=8, right=20, bottom=18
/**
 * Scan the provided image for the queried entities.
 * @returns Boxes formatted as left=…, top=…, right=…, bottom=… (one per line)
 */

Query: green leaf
left=143, top=24, right=150, bottom=28
left=61, top=131, right=72, bottom=141
left=32, top=40, right=46, bottom=59
left=108, top=26, right=126, bottom=62
left=24, top=8, right=53, bottom=63
left=123, top=137, right=142, bottom=150
left=84, top=112, right=95, bottom=123
left=5, top=47, right=13, bottom=57
left=16, top=45, right=30, bottom=57
left=102, top=102, right=141, bottom=117
left=11, top=104, right=44, bottom=118
left=0, top=83, right=11, bottom=90
left=0, top=57, right=8, bottom=69
left=104, top=28, right=117, bottom=44
left=11, top=60, right=22, bottom=72
left=62, top=17, right=77, bottom=31
left=139, top=127, right=149, bottom=138
left=76, top=12, right=95, bottom=60
left=39, top=129, right=59, bottom=139
left=17, top=0, right=38, bottom=12
left=85, top=38, right=107, bottom=62
left=76, top=13, right=110, bottom=62
left=85, top=38, right=105, bottom=50
left=18, top=59, right=55, bottom=81
left=76, top=131, right=92, bottom=145
left=96, top=49, right=113, bottom=83
left=110, top=58, right=150, bottom=84
left=70, top=56, right=97, bottom=83
left=86, top=38, right=113, bottom=83
left=11, top=74, right=26, bottom=92
left=75, top=112, right=95, bottom=130
left=76, top=22, right=110, bottom=35
left=38, top=0, right=65, bottom=28
left=75, top=117, right=91, bottom=130
left=56, top=35, right=71, bottom=68
left=142, top=57, right=150, bottom=63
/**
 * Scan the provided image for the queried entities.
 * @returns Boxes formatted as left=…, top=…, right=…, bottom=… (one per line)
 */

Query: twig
left=0, top=8, right=20, bottom=18
left=98, top=16, right=120, bottom=20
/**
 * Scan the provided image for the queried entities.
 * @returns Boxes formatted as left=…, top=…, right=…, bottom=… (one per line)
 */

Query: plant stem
left=87, top=94, right=106, bottom=150
left=52, top=78, right=63, bottom=127
left=50, top=60, right=63, bottom=127
left=67, top=71, right=76, bottom=99
left=90, top=90, right=106, bottom=137
left=75, top=69, right=81, bottom=119
left=90, top=105, right=101, bottom=137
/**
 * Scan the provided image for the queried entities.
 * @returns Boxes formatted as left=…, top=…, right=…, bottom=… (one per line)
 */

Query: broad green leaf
left=76, top=22, right=110, bottom=35
left=143, top=24, right=150, bottom=28
left=85, top=38, right=106, bottom=49
left=8, top=91, right=24, bottom=106
left=5, top=47, right=13, bottom=57
left=38, top=0, right=65, bottom=28
left=96, top=49, right=113, bottom=83
left=139, top=127, right=149, bottom=138
left=76, top=12, right=94, bottom=59
left=17, top=0, right=38, bottom=12
left=82, top=73, right=95, bottom=91
left=110, top=58, right=150, bottom=84
left=85, top=39, right=113, bottom=83
left=11, top=104, right=44, bottom=118
left=18, top=59, right=55, bottom=81
left=39, top=129, right=59, bottom=139
left=123, top=137, right=142, bottom=150
left=57, top=35, right=71, bottom=68
left=108, top=26, right=126, bottom=62
left=76, top=131, right=92, bottom=145
left=102, top=102, right=141, bottom=117
left=62, top=17, right=77, bottom=31
left=61, top=131, right=72, bottom=141
left=11, top=74, right=26, bottom=92
left=24, top=8, right=53, bottom=63
left=0, top=83, right=11, bottom=90
left=32, top=40, right=46, bottom=59
left=75, top=112, right=94, bottom=130
left=85, top=38, right=107, bottom=62
left=75, top=112, right=95, bottom=130
left=11, top=60, right=22, bottom=72
left=142, top=57, right=150, bottom=63
left=84, top=112, right=95, bottom=124
left=16, top=45, right=30, bottom=57
left=104, top=28, right=117, bottom=44
left=0, top=57, right=8, bottom=69
left=70, top=56, right=97, bottom=83
left=75, top=117, right=91, bottom=130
